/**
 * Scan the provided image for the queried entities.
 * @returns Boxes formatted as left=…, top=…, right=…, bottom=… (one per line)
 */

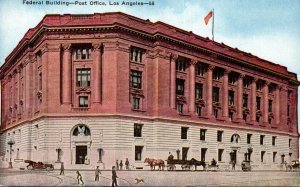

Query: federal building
left=0, top=12, right=299, bottom=170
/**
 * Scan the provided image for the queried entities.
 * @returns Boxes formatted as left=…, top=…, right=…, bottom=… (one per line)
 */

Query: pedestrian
left=116, top=160, right=119, bottom=170
left=95, top=166, right=101, bottom=181
left=125, top=158, right=129, bottom=170
left=232, top=160, right=236, bottom=171
left=112, top=166, right=118, bottom=187
left=60, top=162, right=64, bottom=175
left=119, top=160, right=123, bottom=170
left=76, top=171, right=84, bottom=185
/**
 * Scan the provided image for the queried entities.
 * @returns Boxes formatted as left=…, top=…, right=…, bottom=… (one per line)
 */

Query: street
left=1, top=169, right=300, bottom=186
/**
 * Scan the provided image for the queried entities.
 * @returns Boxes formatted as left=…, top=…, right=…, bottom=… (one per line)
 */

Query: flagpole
left=212, top=9, right=214, bottom=41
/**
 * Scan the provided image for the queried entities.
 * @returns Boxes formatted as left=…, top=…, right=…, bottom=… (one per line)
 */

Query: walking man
left=112, top=166, right=118, bottom=187
left=76, top=171, right=84, bottom=185
left=125, top=158, right=129, bottom=170
left=60, top=162, right=64, bottom=175
left=95, top=166, right=101, bottom=181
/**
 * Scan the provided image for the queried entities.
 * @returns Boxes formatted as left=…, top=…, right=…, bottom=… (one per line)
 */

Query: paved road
left=1, top=169, right=300, bottom=186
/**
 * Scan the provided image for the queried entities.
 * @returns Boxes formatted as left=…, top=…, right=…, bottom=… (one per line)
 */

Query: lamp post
left=7, top=139, right=15, bottom=168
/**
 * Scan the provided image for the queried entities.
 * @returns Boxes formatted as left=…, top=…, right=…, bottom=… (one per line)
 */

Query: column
left=222, top=69, right=230, bottom=119
left=170, top=55, right=177, bottom=109
left=237, top=74, right=244, bottom=121
left=275, top=85, right=280, bottom=125
left=250, top=78, right=257, bottom=123
left=16, top=67, right=21, bottom=116
left=206, top=65, right=214, bottom=117
left=62, top=44, right=72, bottom=104
left=189, top=61, right=196, bottom=113
left=263, top=81, right=269, bottom=124
left=92, top=43, right=102, bottom=104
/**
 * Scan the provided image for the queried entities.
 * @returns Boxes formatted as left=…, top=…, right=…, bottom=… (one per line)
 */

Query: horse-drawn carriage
left=24, top=160, right=54, bottom=171
left=285, top=160, right=300, bottom=171
left=166, top=158, right=206, bottom=171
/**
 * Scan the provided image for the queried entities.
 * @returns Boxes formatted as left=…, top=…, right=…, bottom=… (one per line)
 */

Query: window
left=229, top=112, right=234, bottom=120
left=213, top=109, right=218, bottom=118
left=268, top=100, right=273, bottom=113
left=243, top=94, right=248, bottom=108
left=288, top=90, right=292, bottom=100
left=273, top=152, right=277, bottom=163
left=256, top=97, right=261, bottom=110
left=213, top=69, right=222, bottom=80
left=176, top=59, right=186, bottom=71
left=218, top=149, right=224, bottom=162
left=272, top=136, right=276, bottom=146
left=229, top=74, right=237, bottom=84
left=269, top=84, right=275, bottom=93
left=134, top=123, right=143, bottom=137
left=196, top=106, right=202, bottom=116
left=39, top=73, right=42, bottom=91
left=135, top=146, right=143, bottom=161
left=130, top=47, right=143, bottom=63
left=217, top=131, right=223, bottom=142
left=260, top=135, right=264, bottom=145
left=132, top=97, right=140, bottom=109
left=228, top=91, right=235, bottom=105
left=201, top=148, right=207, bottom=162
left=213, top=87, right=219, bottom=102
left=130, top=70, right=142, bottom=89
left=176, top=79, right=185, bottom=95
left=197, top=63, right=205, bottom=76
left=281, top=154, right=285, bottom=164
left=256, top=116, right=260, bottom=123
left=77, top=69, right=91, bottom=87
left=243, top=78, right=251, bottom=88
left=256, top=81, right=263, bottom=91
left=74, top=47, right=92, bottom=60
left=243, top=114, right=247, bottom=121
left=261, top=151, right=265, bottom=162
left=195, top=83, right=203, bottom=99
left=287, top=105, right=290, bottom=117
left=182, top=147, right=189, bottom=161
left=289, top=139, right=291, bottom=148
left=177, top=103, right=183, bottom=113
left=181, top=127, right=188, bottom=139
left=200, top=129, right=206, bottom=141
left=79, top=96, right=88, bottom=107
left=247, top=134, right=252, bottom=144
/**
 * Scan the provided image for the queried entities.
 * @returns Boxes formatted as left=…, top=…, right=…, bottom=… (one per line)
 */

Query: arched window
left=72, top=124, right=91, bottom=136
left=231, top=134, right=240, bottom=143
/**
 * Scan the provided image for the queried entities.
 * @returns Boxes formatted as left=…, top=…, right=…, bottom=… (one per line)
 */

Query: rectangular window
left=130, top=70, right=142, bottom=89
left=201, top=148, right=207, bottom=162
left=176, top=79, right=185, bottom=95
left=132, top=97, right=140, bottom=110
left=247, top=134, right=252, bottom=144
left=243, top=94, right=248, bottom=108
left=272, top=136, right=276, bottom=146
left=289, top=139, right=291, bottom=148
left=181, top=127, right=188, bottom=139
left=176, top=59, right=186, bottom=71
left=269, top=84, right=275, bottom=93
left=77, top=69, right=91, bottom=87
left=200, top=129, right=206, bottom=141
left=229, top=112, right=234, bottom=120
left=195, top=83, right=203, bottom=99
left=228, top=90, right=235, bottom=105
left=218, top=149, right=224, bottom=162
left=257, top=81, right=263, bottom=91
left=130, top=47, right=143, bottom=62
left=213, top=69, right=222, bottom=80
left=74, top=47, right=92, bottom=60
left=261, top=151, right=265, bottom=162
left=287, top=105, right=290, bottom=117
left=182, top=147, right=189, bottom=161
left=177, top=103, right=183, bottom=113
left=134, top=123, right=143, bottom=137
left=268, top=100, right=273, bottom=113
left=217, top=131, right=223, bottom=142
left=256, top=97, right=261, bottom=110
left=273, top=152, right=277, bottom=163
left=243, top=78, right=250, bottom=88
left=243, top=114, right=247, bottom=121
left=288, top=90, right=292, bottom=100
left=79, top=96, right=88, bottom=107
left=229, top=74, right=237, bottom=85
left=135, top=146, right=143, bottom=161
left=213, top=87, right=219, bottom=102
left=39, top=73, right=42, bottom=91
left=196, top=106, right=202, bottom=116
left=214, top=109, right=218, bottom=118
left=260, top=135, right=264, bottom=145
left=197, top=63, right=205, bottom=76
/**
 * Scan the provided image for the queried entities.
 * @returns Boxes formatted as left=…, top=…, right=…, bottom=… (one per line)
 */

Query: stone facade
left=0, top=12, right=299, bottom=170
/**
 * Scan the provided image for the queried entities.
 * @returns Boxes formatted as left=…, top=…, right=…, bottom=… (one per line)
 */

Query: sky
left=0, top=0, right=299, bottom=134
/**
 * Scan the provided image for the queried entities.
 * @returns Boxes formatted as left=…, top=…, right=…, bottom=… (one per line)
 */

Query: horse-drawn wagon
left=166, top=158, right=206, bottom=171
left=24, top=160, right=54, bottom=171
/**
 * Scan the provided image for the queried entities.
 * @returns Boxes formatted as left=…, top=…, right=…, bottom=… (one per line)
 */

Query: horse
left=144, top=158, right=165, bottom=170
left=144, top=158, right=155, bottom=170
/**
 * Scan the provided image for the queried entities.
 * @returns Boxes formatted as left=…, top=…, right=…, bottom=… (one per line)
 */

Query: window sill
left=72, top=107, right=90, bottom=112
left=130, top=60, right=144, bottom=65
left=73, top=59, right=93, bottom=62
left=179, top=113, right=191, bottom=117
left=131, top=109, right=146, bottom=112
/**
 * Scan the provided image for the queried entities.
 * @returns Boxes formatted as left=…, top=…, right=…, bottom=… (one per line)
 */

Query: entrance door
left=182, top=147, right=189, bottom=161
left=231, top=150, right=237, bottom=163
left=76, top=146, right=87, bottom=164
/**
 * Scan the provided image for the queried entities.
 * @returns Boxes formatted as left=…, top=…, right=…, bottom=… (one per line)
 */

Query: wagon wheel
left=46, top=166, right=54, bottom=171
left=27, top=165, right=33, bottom=170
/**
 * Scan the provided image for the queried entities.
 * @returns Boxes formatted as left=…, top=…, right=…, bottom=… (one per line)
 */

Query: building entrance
left=76, top=146, right=87, bottom=164
left=230, top=150, right=237, bottom=163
